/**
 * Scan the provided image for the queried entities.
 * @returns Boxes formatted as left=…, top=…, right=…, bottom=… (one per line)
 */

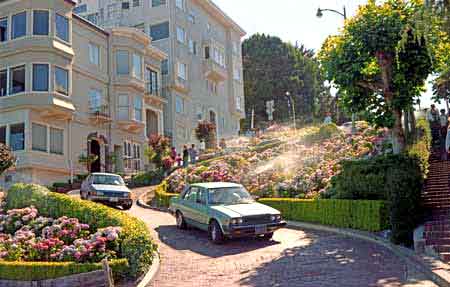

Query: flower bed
left=165, top=123, right=390, bottom=199
left=3, top=184, right=156, bottom=280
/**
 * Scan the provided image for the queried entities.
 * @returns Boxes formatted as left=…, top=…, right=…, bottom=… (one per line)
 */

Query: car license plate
left=255, top=225, right=267, bottom=234
left=109, top=198, right=119, bottom=202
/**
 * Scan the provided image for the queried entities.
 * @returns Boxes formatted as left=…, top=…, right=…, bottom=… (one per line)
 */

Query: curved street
left=127, top=191, right=437, bottom=287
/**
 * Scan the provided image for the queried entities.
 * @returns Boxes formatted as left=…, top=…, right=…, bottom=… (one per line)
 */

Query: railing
left=89, top=105, right=110, bottom=118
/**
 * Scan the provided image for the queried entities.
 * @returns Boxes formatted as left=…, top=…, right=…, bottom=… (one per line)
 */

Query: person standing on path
left=188, top=144, right=198, bottom=164
left=440, top=109, right=448, bottom=160
left=182, top=145, right=189, bottom=168
left=428, top=105, right=440, bottom=147
left=170, top=147, right=177, bottom=161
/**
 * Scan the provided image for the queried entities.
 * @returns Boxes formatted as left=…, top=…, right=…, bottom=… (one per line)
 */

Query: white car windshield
left=92, top=175, right=125, bottom=186
left=209, top=187, right=254, bottom=205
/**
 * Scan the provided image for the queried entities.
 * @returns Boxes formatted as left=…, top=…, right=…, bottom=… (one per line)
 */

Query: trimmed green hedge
left=5, top=184, right=156, bottom=279
left=0, top=259, right=128, bottom=281
left=259, top=198, right=389, bottom=232
left=154, top=181, right=177, bottom=207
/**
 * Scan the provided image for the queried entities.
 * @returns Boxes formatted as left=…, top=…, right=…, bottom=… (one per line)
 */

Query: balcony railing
left=89, top=104, right=110, bottom=117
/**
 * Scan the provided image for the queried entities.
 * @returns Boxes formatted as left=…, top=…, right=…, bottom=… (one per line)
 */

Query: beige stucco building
left=75, top=0, right=246, bottom=149
left=0, top=0, right=167, bottom=188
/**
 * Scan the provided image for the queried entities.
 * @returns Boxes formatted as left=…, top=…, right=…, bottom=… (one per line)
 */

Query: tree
left=0, top=143, right=15, bottom=176
left=145, top=134, right=172, bottom=171
left=319, top=0, right=435, bottom=153
left=242, top=34, right=331, bottom=127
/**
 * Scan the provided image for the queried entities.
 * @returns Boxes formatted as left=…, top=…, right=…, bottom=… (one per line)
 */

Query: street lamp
left=316, top=5, right=356, bottom=134
left=286, top=92, right=296, bottom=131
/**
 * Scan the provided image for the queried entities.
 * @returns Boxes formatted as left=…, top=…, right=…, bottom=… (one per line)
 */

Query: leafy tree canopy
left=319, top=0, right=439, bottom=153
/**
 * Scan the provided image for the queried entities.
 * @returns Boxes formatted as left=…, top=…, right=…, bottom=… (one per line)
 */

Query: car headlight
left=271, top=215, right=282, bottom=221
left=230, top=218, right=243, bottom=225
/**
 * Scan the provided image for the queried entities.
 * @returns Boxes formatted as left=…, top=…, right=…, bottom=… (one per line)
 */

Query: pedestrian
left=324, top=112, right=332, bottom=124
left=182, top=145, right=189, bottom=168
left=170, top=147, right=177, bottom=160
left=445, top=122, right=450, bottom=161
left=189, top=144, right=198, bottom=164
left=428, top=105, right=440, bottom=147
left=175, top=153, right=182, bottom=167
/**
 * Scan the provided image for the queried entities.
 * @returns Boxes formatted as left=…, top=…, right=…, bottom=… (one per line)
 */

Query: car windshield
left=209, top=187, right=254, bottom=205
left=92, top=175, right=125, bottom=186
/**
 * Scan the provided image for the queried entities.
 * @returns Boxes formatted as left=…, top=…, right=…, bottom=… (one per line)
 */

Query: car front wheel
left=259, top=232, right=274, bottom=241
left=176, top=211, right=187, bottom=230
left=122, top=203, right=133, bottom=210
left=209, top=220, right=224, bottom=244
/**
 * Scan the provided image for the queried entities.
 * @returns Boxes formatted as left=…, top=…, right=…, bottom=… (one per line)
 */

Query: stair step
left=424, top=231, right=450, bottom=238
left=440, top=252, right=450, bottom=261
left=434, top=245, right=450, bottom=253
left=426, top=238, right=450, bottom=245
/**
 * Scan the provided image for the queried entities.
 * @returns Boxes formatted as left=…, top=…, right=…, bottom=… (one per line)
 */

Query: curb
left=136, top=193, right=170, bottom=213
left=287, top=221, right=450, bottom=287
left=136, top=253, right=160, bottom=287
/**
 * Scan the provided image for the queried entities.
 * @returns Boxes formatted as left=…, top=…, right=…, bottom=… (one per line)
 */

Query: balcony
left=172, top=77, right=189, bottom=94
left=88, top=105, right=112, bottom=125
left=203, top=58, right=227, bottom=82
left=0, top=92, right=75, bottom=120
left=116, top=113, right=145, bottom=133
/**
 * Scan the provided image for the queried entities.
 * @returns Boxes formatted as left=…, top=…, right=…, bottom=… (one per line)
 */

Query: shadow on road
left=155, top=224, right=281, bottom=258
left=236, top=236, right=407, bottom=287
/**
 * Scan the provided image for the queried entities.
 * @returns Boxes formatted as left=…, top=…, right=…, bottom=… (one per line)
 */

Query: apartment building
left=75, top=0, right=246, bottom=149
left=0, top=0, right=167, bottom=188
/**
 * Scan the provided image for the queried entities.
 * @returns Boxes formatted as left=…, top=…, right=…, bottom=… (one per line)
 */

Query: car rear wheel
left=209, top=220, right=224, bottom=244
left=176, top=211, right=187, bottom=230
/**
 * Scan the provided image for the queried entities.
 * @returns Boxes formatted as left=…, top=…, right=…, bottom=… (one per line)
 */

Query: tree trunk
left=376, top=51, right=406, bottom=154
left=409, top=109, right=417, bottom=140
left=403, top=109, right=410, bottom=144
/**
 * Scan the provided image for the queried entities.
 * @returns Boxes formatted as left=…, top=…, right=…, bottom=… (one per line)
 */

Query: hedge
left=259, top=198, right=389, bottom=232
left=5, top=184, right=157, bottom=279
left=154, top=181, right=178, bottom=207
left=0, top=259, right=128, bottom=281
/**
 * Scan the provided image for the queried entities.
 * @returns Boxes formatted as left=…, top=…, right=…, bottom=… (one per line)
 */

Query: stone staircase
left=422, top=130, right=450, bottom=262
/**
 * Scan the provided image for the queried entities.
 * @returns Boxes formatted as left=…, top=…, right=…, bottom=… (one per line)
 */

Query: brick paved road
left=128, top=203, right=437, bottom=287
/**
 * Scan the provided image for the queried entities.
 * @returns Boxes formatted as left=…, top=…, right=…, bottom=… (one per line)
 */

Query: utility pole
left=266, top=100, right=275, bottom=122
left=250, top=108, right=255, bottom=130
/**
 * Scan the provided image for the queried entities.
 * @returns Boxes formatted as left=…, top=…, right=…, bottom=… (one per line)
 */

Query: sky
left=213, top=0, right=441, bottom=110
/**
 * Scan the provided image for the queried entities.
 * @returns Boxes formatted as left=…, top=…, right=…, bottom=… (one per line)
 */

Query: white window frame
left=49, top=126, right=64, bottom=155
left=132, top=53, right=143, bottom=80
left=9, top=122, right=25, bottom=151
left=175, top=0, right=184, bottom=10
left=177, top=62, right=187, bottom=80
left=9, top=64, right=26, bottom=96
left=88, top=89, right=103, bottom=112
left=134, top=96, right=143, bottom=122
left=88, top=42, right=100, bottom=66
left=31, top=122, right=48, bottom=153
left=118, top=94, right=129, bottom=120
left=32, top=10, right=50, bottom=36
left=31, top=63, right=50, bottom=92
left=176, top=26, right=185, bottom=44
left=175, top=96, right=184, bottom=114
left=11, top=11, right=27, bottom=40
left=116, top=50, right=130, bottom=76
left=0, top=16, right=9, bottom=43
left=54, top=65, right=69, bottom=96
left=55, top=13, right=70, bottom=44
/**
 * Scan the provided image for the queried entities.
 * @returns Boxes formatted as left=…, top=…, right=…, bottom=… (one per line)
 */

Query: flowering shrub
left=0, top=206, right=121, bottom=264
left=165, top=123, right=389, bottom=198
left=0, top=143, right=15, bottom=176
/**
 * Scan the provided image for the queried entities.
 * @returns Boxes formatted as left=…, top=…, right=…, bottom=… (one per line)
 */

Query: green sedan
left=169, top=182, right=286, bottom=244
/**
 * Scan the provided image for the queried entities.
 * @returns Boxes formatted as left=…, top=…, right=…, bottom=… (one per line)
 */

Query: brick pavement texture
left=128, top=203, right=437, bottom=287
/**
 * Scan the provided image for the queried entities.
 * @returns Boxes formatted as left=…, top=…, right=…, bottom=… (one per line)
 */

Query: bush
left=129, top=169, right=164, bottom=188
left=303, top=123, right=341, bottom=144
left=0, top=143, right=14, bottom=176
left=0, top=259, right=128, bottom=281
left=407, top=118, right=431, bottom=178
left=259, top=198, right=389, bottom=232
left=5, top=184, right=157, bottom=278
left=154, top=181, right=178, bottom=207
left=326, top=154, right=424, bottom=246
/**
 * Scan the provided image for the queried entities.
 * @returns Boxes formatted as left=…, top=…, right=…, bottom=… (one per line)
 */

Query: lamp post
left=286, top=92, right=296, bottom=131
left=316, top=6, right=357, bottom=134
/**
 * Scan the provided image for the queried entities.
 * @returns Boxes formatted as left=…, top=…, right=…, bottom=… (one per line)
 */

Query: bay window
left=0, top=17, right=7, bottom=42
left=55, top=66, right=69, bottom=95
left=134, top=97, right=142, bottom=121
left=116, top=50, right=129, bottom=75
left=33, top=10, right=49, bottom=36
left=12, top=12, right=26, bottom=39
left=9, top=123, right=24, bottom=151
left=56, top=14, right=69, bottom=42
left=118, top=95, right=129, bottom=120
left=32, top=123, right=47, bottom=152
left=0, top=69, right=6, bottom=97
left=145, top=68, right=158, bottom=94
left=50, top=128, right=63, bottom=155
left=132, top=53, right=142, bottom=80
left=32, top=64, right=49, bottom=92
left=10, top=65, right=25, bottom=95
